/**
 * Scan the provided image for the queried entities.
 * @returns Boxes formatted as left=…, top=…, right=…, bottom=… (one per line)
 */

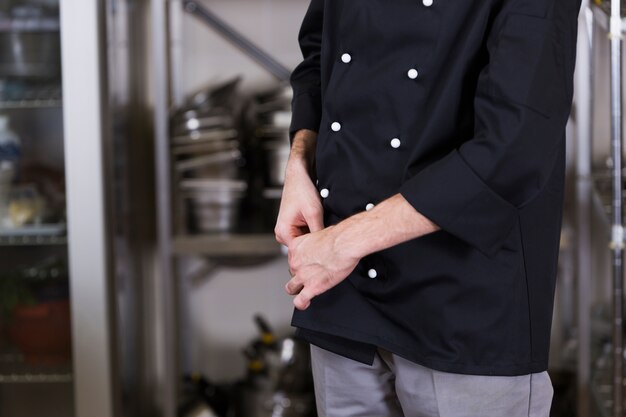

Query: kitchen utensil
left=172, top=113, right=236, bottom=137
left=171, top=128, right=239, bottom=146
left=174, top=75, right=242, bottom=115
left=237, top=315, right=315, bottom=417
left=171, top=139, right=239, bottom=157
left=176, top=149, right=243, bottom=179
left=0, top=13, right=61, bottom=78
left=181, top=179, right=247, bottom=233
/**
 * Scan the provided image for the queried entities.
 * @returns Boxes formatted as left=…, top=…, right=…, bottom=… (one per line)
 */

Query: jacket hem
left=292, top=316, right=548, bottom=376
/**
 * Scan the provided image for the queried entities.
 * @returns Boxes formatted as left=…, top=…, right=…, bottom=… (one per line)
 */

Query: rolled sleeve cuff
left=289, top=90, right=322, bottom=145
left=398, top=149, right=518, bottom=258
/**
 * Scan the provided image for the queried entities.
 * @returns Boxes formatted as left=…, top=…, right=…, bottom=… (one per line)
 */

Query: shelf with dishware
left=0, top=99, right=62, bottom=110
left=0, top=221, right=66, bottom=246
left=0, top=80, right=62, bottom=110
left=172, top=233, right=283, bottom=257
left=169, top=78, right=290, bottom=251
left=0, top=347, right=72, bottom=384
left=0, top=178, right=67, bottom=247
left=0, top=15, right=59, bottom=32
left=0, top=257, right=72, bottom=385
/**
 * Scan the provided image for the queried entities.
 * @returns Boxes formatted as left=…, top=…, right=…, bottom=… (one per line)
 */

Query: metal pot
left=176, top=149, right=243, bottom=179
left=171, top=128, right=239, bottom=146
left=181, top=179, right=247, bottom=233
left=0, top=27, right=61, bottom=79
left=172, top=112, right=236, bottom=137
left=171, top=139, right=239, bottom=157
left=177, top=75, right=242, bottom=114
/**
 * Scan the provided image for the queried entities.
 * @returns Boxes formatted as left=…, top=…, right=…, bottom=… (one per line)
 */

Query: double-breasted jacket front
left=287, top=0, right=581, bottom=375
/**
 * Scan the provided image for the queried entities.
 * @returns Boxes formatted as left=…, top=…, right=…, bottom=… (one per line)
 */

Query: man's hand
left=274, top=129, right=322, bottom=247
left=284, top=193, right=440, bottom=310
left=285, top=225, right=360, bottom=310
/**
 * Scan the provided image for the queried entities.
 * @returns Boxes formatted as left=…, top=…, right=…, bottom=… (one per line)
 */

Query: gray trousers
left=310, top=344, right=554, bottom=417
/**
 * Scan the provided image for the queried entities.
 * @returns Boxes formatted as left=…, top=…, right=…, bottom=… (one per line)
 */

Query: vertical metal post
left=151, top=0, right=177, bottom=416
left=60, top=0, right=116, bottom=415
left=576, top=4, right=594, bottom=416
left=609, top=1, right=624, bottom=416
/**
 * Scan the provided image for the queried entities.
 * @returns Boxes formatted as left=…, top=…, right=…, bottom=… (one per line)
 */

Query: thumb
left=304, top=208, right=324, bottom=233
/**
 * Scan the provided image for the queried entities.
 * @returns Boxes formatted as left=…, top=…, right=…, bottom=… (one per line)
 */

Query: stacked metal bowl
left=171, top=77, right=248, bottom=234
left=253, top=83, right=292, bottom=186
left=251, top=83, right=292, bottom=222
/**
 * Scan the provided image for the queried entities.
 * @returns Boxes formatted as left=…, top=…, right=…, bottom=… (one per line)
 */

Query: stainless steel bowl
left=176, top=149, right=243, bottom=179
left=181, top=179, right=247, bottom=233
left=171, top=128, right=239, bottom=146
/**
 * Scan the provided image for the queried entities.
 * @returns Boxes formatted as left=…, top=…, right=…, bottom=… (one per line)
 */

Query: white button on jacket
left=320, top=188, right=329, bottom=198
left=407, top=68, right=419, bottom=79
left=390, top=138, right=401, bottom=148
left=423, top=0, right=433, bottom=6
left=368, top=268, right=378, bottom=279
left=341, top=53, right=352, bottom=63
left=365, top=203, right=375, bottom=211
left=331, top=122, right=342, bottom=131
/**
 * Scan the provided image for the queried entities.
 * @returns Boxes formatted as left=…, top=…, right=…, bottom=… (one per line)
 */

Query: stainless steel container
left=176, top=149, right=242, bottom=179
left=181, top=179, right=247, bottom=233
left=0, top=29, right=61, bottom=79
left=171, top=128, right=239, bottom=146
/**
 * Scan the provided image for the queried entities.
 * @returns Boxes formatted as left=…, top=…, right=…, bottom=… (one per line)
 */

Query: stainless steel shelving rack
left=0, top=347, right=72, bottom=384
left=150, top=1, right=287, bottom=415
left=578, top=1, right=626, bottom=416
left=0, top=100, right=62, bottom=110
left=0, top=10, right=74, bottom=414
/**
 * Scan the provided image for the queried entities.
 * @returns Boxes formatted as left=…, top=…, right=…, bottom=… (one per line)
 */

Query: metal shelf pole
left=608, top=0, right=625, bottom=415
left=576, top=3, right=595, bottom=416
left=151, top=0, right=177, bottom=416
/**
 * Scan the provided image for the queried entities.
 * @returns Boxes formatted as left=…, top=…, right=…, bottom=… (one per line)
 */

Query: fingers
left=274, top=206, right=323, bottom=245
left=285, top=275, right=303, bottom=295
left=294, top=288, right=314, bottom=310
left=285, top=267, right=334, bottom=310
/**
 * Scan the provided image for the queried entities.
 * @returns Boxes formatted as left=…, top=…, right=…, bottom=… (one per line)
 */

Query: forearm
left=288, top=129, right=317, bottom=177
left=332, top=193, right=440, bottom=260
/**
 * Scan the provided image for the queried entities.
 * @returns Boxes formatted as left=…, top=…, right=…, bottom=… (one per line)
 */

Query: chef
left=274, top=0, right=581, bottom=415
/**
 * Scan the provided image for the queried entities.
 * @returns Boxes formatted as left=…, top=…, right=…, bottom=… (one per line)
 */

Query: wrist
left=330, top=214, right=371, bottom=261
left=286, top=153, right=314, bottom=179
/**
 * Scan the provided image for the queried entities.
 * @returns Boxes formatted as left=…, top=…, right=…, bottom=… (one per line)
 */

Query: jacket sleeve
left=398, top=0, right=580, bottom=258
left=288, top=0, right=324, bottom=146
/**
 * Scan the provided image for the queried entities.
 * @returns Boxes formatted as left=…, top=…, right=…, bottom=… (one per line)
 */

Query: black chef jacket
left=287, top=0, right=581, bottom=376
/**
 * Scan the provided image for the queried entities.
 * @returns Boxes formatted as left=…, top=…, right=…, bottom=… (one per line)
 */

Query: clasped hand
left=283, top=225, right=359, bottom=310
left=274, top=138, right=360, bottom=310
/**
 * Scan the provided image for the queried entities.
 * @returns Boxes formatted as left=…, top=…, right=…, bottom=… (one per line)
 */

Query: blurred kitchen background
left=0, top=0, right=623, bottom=416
